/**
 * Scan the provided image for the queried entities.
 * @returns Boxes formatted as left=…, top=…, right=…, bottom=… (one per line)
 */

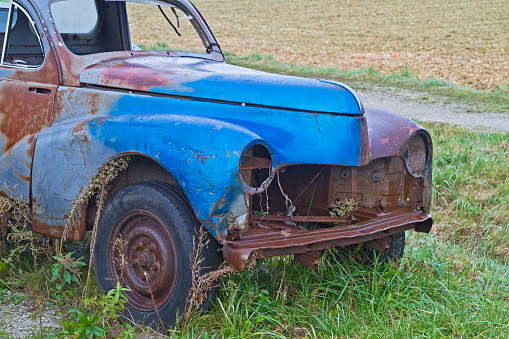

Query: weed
left=50, top=252, right=86, bottom=292
left=329, top=198, right=358, bottom=219
left=62, top=308, right=108, bottom=338
left=60, top=157, right=130, bottom=251
left=182, top=226, right=234, bottom=331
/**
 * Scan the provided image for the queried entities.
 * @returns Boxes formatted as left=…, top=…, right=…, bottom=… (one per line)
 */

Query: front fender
left=31, top=113, right=260, bottom=240
left=363, top=107, right=428, bottom=163
left=362, top=107, right=433, bottom=211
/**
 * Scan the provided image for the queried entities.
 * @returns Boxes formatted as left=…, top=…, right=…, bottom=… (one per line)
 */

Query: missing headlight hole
left=240, top=144, right=272, bottom=189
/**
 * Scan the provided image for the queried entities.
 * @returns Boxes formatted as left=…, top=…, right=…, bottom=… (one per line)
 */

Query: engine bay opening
left=248, top=157, right=425, bottom=231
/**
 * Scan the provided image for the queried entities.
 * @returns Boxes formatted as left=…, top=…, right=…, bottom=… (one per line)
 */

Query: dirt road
left=357, top=86, right=509, bottom=132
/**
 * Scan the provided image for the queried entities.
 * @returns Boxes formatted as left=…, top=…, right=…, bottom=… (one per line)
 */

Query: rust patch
left=84, top=62, right=172, bottom=92
left=0, top=81, right=55, bottom=153
left=26, top=134, right=37, bottom=158
left=52, top=87, right=113, bottom=122
left=224, top=208, right=431, bottom=271
left=293, top=251, right=321, bottom=268
left=31, top=217, right=85, bottom=241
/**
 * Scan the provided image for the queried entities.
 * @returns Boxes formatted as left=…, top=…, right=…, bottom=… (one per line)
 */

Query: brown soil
left=129, top=0, right=508, bottom=90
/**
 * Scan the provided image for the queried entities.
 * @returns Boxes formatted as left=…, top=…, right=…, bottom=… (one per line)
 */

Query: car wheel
left=367, top=231, right=405, bottom=262
left=332, top=232, right=405, bottom=264
left=93, top=182, right=218, bottom=330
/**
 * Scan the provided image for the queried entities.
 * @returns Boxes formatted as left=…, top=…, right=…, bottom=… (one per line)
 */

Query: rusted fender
left=362, top=107, right=433, bottom=210
left=362, top=107, right=430, bottom=164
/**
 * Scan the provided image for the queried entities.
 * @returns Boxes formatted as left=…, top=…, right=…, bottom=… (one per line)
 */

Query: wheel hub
left=108, top=210, right=178, bottom=312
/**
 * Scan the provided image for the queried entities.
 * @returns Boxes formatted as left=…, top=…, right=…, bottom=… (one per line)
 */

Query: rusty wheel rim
left=108, top=210, right=178, bottom=312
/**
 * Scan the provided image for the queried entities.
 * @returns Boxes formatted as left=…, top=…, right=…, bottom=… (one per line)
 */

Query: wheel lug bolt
left=130, top=260, right=137, bottom=267
left=133, top=243, right=141, bottom=250
left=150, top=264, right=158, bottom=271
left=148, top=244, right=155, bottom=252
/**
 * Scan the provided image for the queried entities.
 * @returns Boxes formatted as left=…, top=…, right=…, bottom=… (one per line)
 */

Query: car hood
left=80, top=56, right=363, bottom=115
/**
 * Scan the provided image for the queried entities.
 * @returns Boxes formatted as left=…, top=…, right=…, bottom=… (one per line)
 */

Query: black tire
left=367, top=231, right=406, bottom=263
left=93, top=182, right=218, bottom=330
left=332, top=232, right=405, bottom=264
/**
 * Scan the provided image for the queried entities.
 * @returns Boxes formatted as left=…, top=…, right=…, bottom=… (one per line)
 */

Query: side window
left=0, top=2, right=16, bottom=54
left=1, top=2, right=44, bottom=68
left=126, top=3, right=208, bottom=54
left=50, top=0, right=99, bottom=35
left=50, top=0, right=125, bottom=54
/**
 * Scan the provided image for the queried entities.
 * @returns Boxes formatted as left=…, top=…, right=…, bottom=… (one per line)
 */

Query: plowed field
left=129, top=0, right=508, bottom=90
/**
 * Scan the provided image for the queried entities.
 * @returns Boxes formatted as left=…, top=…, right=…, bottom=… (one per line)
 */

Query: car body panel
left=31, top=83, right=366, bottom=240
left=80, top=56, right=363, bottom=115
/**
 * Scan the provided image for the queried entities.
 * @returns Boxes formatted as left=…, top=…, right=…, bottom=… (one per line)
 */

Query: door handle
left=29, top=87, right=52, bottom=95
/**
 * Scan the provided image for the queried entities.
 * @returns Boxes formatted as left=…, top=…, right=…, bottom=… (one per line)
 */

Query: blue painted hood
left=80, top=56, right=363, bottom=115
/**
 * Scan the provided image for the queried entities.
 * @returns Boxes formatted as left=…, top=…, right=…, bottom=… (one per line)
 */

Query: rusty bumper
left=222, top=208, right=432, bottom=271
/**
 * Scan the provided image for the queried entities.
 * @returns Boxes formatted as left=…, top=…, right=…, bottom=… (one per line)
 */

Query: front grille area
left=330, top=157, right=405, bottom=209
left=250, top=157, right=424, bottom=224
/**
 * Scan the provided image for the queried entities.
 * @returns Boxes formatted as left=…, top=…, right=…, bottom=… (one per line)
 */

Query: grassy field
left=128, top=0, right=508, bottom=91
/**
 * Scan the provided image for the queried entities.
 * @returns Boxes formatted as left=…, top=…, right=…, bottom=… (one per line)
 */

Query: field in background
left=129, top=0, right=508, bottom=90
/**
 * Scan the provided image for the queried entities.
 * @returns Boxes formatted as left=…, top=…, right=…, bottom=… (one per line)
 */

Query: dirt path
left=357, top=86, right=509, bottom=132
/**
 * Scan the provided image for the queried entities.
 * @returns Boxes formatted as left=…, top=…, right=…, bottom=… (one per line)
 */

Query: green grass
left=225, top=52, right=509, bottom=114
left=175, top=236, right=509, bottom=338
left=429, top=123, right=509, bottom=261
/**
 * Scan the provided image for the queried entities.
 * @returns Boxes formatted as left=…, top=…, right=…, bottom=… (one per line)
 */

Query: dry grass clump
left=182, top=226, right=234, bottom=331
left=0, top=186, right=53, bottom=269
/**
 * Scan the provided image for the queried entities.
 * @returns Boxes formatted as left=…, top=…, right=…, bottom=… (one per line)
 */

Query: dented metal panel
left=223, top=208, right=432, bottom=271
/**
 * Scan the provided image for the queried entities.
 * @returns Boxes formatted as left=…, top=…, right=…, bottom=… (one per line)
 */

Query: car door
left=0, top=0, right=59, bottom=202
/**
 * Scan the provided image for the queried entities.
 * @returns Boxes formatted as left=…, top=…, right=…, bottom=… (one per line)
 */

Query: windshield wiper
left=171, top=7, right=180, bottom=28
left=158, top=5, right=181, bottom=37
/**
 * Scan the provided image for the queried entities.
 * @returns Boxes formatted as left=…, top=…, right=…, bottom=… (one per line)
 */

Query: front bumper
left=222, top=207, right=432, bottom=271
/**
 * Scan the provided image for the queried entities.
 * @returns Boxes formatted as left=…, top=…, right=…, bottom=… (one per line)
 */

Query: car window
left=1, top=2, right=44, bottom=68
left=0, top=2, right=16, bottom=53
left=49, top=0, right=217, bottom=56
left=50, top=0, right=100, bottom=35
left=50, top=0, right=125, bottom=54
left=126, top=2, right=208, bottom=54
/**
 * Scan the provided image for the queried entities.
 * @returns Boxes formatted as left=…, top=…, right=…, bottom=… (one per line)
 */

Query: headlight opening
left=406, top=133, right=429, bottom=176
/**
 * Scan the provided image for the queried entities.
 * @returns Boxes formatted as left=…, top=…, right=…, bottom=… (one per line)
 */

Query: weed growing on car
left=182, top=226, right=234, bottom=331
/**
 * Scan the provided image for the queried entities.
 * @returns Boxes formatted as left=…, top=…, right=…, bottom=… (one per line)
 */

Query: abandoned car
left=0, top=0, right=433, bottom=329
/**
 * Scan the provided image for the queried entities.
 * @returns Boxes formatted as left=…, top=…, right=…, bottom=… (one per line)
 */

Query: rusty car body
left=0, top=0, right=432, bottom=329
